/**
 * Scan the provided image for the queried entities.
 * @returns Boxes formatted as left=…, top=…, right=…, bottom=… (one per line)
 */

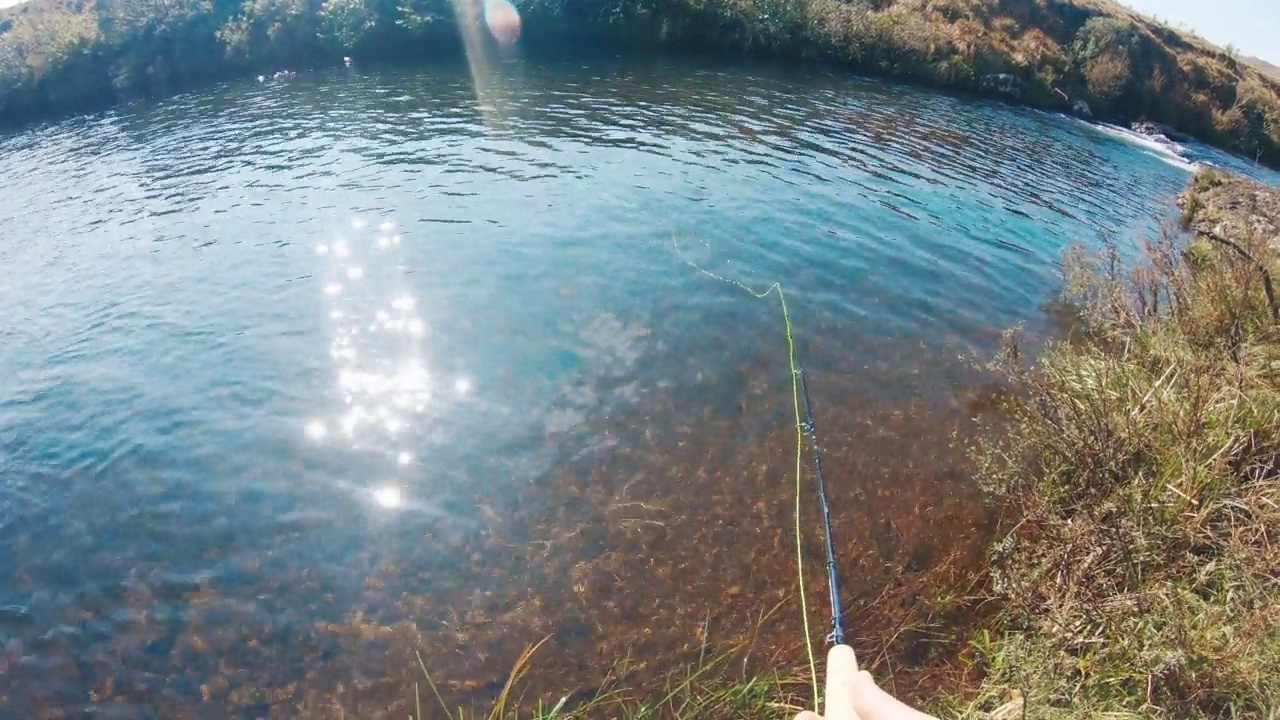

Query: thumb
left=851, top=670, right=940, bottom=720
left=823, top=644, right=861, bottom=720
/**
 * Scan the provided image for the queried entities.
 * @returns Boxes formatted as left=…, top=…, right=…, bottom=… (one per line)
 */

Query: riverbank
left=410, top=168, right=1280, bottom=718
left=948, top=167, right=1280, bottom=716
left=1, top=0, right=1279, bottom=165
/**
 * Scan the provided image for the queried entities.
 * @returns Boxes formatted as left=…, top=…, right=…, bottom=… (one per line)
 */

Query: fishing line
left=672, top=238, right=846, bottom=708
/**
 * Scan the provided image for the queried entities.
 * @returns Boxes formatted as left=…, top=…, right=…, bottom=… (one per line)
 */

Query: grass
left=411, top=170, right=1280, bottom=719
left=413, top=635, right=810, bottom=719
left=952, top=170, right=1280, bottom=718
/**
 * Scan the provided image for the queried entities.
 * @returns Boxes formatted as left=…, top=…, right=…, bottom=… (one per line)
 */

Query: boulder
left=1072, top=99, right=1093, bottom=118
left=979, top=73, right=1022, bottom=98
left=1132, top=121, right=1192, bottom=143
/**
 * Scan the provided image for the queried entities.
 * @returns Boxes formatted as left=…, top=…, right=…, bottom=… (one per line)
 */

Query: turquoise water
left=1, top=54, right=1276, bottom=713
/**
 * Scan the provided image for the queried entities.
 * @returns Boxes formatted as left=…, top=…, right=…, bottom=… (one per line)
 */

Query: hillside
left=2, top=0, right=1279, bottom=163
left=1246, top=55, right=1280, bottom=82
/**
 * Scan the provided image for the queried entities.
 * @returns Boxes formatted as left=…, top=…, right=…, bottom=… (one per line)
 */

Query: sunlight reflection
left=373, top=485, right=402, bottom=509
left=311, top=216, right=473, bottom=514
left=305, top=420, right=327, bottom=441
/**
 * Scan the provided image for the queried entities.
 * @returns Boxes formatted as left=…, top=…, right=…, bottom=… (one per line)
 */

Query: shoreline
left=2, top=0, right=1279, bottom=167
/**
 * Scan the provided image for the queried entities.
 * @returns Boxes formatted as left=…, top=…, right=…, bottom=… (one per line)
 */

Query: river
left=1, top=52, right=1277, bottom=716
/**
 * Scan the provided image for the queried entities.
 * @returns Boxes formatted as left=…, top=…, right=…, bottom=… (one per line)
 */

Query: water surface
left=2, top=53, right=1275, bottom=716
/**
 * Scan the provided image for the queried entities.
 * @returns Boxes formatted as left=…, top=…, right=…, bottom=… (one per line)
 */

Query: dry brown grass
left=951, top=170, right=1280, bottom=718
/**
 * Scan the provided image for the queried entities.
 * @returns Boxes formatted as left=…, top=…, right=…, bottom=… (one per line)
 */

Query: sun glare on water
left=309, top=217, right=481, bottom=517
left=373, top=485, right=402, bottom=509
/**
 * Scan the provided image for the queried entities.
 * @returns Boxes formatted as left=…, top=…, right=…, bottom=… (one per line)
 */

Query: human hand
left=795, top=645, right=938, bottom=720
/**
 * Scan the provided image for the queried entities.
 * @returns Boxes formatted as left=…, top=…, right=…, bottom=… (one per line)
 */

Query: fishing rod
left=794, top=354, right=845, bottom=646
left=674, top=240, right=847, bottom=681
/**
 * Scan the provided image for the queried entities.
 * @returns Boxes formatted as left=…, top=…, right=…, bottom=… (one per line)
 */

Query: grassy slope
left=2, top=0, right=1280, bottom=164
left=1244, top=56, right=1280, bottom=82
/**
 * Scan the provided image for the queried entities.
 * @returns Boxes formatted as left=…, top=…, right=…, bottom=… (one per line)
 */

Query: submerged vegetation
left=2, top=0, right=1280, bottom=163
left=407, top=169, right=1280, bottom=719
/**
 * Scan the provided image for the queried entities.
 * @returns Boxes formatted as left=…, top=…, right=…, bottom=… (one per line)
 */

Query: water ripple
left=2, top=54, right=1278, bottom=714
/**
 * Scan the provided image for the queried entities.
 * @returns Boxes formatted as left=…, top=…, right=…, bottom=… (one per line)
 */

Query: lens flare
left=483, top=0, right=521, bottom=46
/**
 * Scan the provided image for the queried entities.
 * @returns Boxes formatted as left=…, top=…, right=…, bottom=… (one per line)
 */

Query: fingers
left=823, top=644, right=860, bottom=720
left=795, top=712, right=822, bottom=720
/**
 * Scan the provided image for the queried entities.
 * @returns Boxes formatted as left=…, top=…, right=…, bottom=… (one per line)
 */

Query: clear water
left=1, top=54, right=1276, bottom=715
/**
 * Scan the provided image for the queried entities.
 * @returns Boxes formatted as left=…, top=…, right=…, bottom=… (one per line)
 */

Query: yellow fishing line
left=673, top=239, right=820, bottom=706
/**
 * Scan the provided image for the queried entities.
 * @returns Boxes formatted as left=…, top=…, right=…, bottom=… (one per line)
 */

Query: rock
left=1179, top=170, right=1280, bottom=258
left=1132, top=121, right=1192, bottom=143
left=1072, top=99, right=1093, bottom=118
left=979, top=73, right=1022, bottom=99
